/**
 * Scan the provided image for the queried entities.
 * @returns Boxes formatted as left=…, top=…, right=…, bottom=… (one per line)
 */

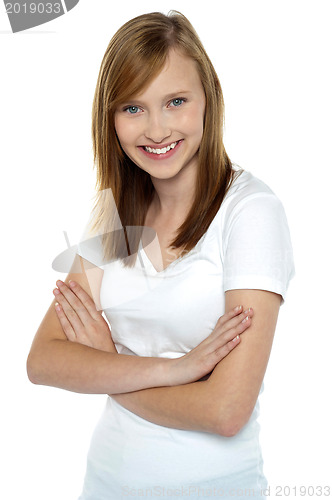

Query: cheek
left=180, top=107, right=204, bottom=138
left=114, top=115, right=134, bottom=148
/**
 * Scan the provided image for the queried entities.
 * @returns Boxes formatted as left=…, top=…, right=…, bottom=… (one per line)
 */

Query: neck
left=149, top=163, right=197, bottom=220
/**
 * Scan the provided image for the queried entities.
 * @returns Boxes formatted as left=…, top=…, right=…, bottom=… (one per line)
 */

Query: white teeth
left=144, top=141, right=178, bottom=154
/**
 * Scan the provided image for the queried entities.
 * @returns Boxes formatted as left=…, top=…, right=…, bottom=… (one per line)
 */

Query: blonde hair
left=88, top=11, right=238, bottom=265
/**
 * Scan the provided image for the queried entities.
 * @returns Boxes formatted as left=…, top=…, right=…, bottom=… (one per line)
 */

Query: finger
left=57, top=280, right=101, bottom=322
left=217, top=307, right=254, bottom=333
left=55, top=280, right=96, bottom=324
left=208, top=312, right=252, bottom=351
left=54, top=301, right=77, bottom=341
left=220, top=315, right=251, bottom=343
left=53, top=287, right=85, bottom=333
left=217, top=305, right=243, bottom=326
left=215, top=334, right=241, bottom=358
left=232, top=313, right=252, bottom=336
left=67, top=280, right=102, bottom=320
left=221, top=313, right=252, bottom=341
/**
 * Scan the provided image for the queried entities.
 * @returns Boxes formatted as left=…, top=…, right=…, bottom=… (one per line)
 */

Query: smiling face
left=114, top=49, right=206, bottom=183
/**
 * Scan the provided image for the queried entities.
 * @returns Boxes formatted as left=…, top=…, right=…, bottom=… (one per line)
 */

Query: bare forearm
left=27, top=340, right=171, bottom=395
left=113, top=291, right=280, bottom=437
left=111, top=379, right=219, bottom=434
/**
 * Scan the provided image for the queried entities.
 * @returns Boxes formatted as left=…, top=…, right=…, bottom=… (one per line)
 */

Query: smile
left=139, top=140, right=182, bottom=160
left=144, top=141, right=179, bottom=155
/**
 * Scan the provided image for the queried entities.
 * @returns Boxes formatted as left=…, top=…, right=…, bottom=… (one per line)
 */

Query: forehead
left=133, top=49, right=203, bottom=100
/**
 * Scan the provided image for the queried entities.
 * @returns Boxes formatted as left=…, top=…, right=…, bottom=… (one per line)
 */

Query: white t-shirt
left=76, top=169, right=295, bottom=499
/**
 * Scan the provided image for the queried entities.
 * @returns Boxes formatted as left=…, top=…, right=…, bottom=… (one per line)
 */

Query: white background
left=1, top=1, right=331, bottom=499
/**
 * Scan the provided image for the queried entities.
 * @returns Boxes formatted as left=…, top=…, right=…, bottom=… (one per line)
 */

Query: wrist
left=163, top=356, right=185, bottom=387
left=158, top=357, right=176, bottom=387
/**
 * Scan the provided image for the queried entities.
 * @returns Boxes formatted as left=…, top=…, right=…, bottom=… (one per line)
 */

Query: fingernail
left=69, top=280, right=75, bottom=287
left=234, top=305, right=242, bottom=312
left=242, top=316, right=249, bottom=323
left=53, top=288, right=60, bottom=295
left=55, top=302, right=61, bottom=311
left=56, top=280, right=64, bottom=287
left=244, top=307, right=252, bottom=314
left=232, top=335, right=240, bottom=342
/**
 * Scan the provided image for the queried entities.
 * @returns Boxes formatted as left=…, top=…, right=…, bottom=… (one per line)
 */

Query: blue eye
left=170, top=98, right=185, bottom=107
left=125, top=106, right=140, bottom=114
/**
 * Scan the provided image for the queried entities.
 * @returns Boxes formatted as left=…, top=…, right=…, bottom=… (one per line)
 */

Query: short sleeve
left=222, top=193, right=295, bottom=304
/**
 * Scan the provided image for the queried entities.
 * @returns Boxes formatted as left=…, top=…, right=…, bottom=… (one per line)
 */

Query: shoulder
left=225, top=166, right=279, bottom=208
left=220, top=167, right=288, bottom=231
left=218, top=167, right=295, bottom=303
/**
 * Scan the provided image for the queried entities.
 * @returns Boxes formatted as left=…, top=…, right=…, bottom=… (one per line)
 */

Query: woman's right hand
left=170, top=305, right=253, bottom=386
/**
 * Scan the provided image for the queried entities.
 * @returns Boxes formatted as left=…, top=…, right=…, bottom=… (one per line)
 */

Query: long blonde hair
left=88, top=11, right=238, bottom=266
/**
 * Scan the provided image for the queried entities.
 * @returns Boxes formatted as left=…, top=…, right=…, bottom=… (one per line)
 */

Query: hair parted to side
left=87, top=10, right=241, bottom=266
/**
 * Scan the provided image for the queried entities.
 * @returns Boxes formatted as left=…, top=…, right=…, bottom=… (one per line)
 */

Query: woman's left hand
left=53, top=280, right=117, bottom=353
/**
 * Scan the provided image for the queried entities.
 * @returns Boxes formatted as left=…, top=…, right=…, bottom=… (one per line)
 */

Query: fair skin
left=27, top=49, right=281, bottom=437
left=47, top=279, right=279, bottom=437
left=114, top=48, right=206, bottom=268
left=111, top=288, right=281, bottom=436
left=114, top=49, right=205, bottom=204
left=27, top=258, right=251, bottom=397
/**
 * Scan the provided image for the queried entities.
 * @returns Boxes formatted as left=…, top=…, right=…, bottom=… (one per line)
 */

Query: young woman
left=27, top=11, right=295, bottom=499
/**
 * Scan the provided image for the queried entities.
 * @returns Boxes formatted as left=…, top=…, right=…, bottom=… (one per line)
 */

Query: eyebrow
left=163, top=90, right=192, bottom=100
left=122, top=91, right=192, bottom=105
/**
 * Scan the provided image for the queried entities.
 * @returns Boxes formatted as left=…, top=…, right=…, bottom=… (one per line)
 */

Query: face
left=114, top=49, right=206, bottom=183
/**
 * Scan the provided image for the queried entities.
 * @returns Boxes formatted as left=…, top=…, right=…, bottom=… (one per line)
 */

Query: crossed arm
left=110, top=288, right=281, bottom=436
left=27, top=255, right=281, bottom=437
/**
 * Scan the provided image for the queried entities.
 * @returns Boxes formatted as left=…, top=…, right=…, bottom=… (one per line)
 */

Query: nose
left=144, top=110, right=171, bottom=144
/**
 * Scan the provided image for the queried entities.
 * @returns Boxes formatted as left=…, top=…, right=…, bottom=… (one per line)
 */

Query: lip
left=138, top=140, right=183, bottom=160
left=141, top=140, right=180, bottom=149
